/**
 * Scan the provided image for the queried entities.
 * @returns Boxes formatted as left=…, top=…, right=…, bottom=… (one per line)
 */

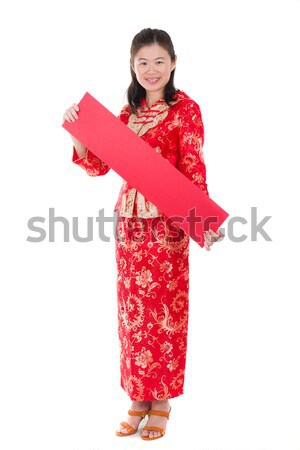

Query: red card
left=62, top=92, right=229, bottom=247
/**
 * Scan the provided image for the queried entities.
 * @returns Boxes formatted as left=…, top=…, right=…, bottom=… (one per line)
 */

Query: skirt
left=114, top=211, right=191, bottom=401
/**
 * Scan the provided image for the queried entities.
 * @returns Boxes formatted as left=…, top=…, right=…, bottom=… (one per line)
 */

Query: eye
left=156, top=61, right=163, bottom=65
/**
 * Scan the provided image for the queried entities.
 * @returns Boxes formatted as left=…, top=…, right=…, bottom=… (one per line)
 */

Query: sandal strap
left=148, top=408, right=171, bottom=419
left=128, top=409, right=149, bottom=418
left=142, top=425, right=165, bottom=435
left=120, top=421, right=135, bottom=433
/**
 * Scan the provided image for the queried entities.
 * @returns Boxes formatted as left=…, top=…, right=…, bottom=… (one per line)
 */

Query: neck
left=146, top=90, right=164, bottom=108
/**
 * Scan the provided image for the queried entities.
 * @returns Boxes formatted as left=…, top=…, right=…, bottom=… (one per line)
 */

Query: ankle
left=151, top=399, right=170, bottom=409
left=131, top=400, right=151, bottom=409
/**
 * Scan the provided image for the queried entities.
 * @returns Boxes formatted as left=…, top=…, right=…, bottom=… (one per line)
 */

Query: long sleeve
left=72, top=146, right=111, bottom=177
left=177, top=101, right=209, bottom=196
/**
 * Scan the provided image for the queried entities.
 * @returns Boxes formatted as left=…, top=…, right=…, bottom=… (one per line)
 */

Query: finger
left=208, top=229, right=221, bottom=243
left=65, top=110, right=75, bottom=122
left=70, top=106, right=78, bottom=120
left=204, top=233, right=213, bottom=248
left=63, top=112, right=71, bottom=123
left=72, top=103, right=79, bottom=111
left=204, top=240, right=211, bottom=251
left=205, top=231, right=212, bottom=244
left=215, top=229, right=225, bottom=238
left=209, top=229, right=219, bottom=239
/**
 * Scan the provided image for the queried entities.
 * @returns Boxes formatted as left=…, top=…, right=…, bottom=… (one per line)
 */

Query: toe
left=119, top=425, right=128, bottom=434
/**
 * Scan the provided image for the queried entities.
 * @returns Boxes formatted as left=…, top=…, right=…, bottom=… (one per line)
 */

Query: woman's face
left=132, top=44, right=176, bottom=98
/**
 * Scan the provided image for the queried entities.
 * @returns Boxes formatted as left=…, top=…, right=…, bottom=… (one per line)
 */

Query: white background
left=1, top=0, right=300, bottom=449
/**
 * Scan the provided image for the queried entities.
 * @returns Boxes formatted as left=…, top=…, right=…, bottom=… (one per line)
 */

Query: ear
left=171, top=55, right=177, bottom=71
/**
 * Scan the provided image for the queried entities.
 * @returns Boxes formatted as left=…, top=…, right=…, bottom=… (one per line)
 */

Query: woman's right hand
left=63, top=103, right=87, bottom=157
left=63, top=103, right=79, bottom=123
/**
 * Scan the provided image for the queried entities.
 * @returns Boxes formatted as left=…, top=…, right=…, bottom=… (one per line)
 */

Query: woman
left=63, top=28, right=222, bottom=441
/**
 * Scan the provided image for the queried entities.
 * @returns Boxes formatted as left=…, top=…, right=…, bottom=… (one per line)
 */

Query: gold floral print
left=115, top=214, right=190, bottom=400
left=72, top=147, right=110, bottom=177
left=128, top=101, right=170, bottom=137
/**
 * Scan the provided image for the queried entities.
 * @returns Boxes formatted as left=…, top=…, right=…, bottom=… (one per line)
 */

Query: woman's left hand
left=204, top=228, right=224, bottom=251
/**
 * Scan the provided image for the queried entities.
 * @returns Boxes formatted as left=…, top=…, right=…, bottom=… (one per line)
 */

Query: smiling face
left=132, top=44, right=176, bottom=103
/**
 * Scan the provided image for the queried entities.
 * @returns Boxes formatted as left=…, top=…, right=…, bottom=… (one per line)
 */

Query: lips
left=146, top=78, right=160, bottom=85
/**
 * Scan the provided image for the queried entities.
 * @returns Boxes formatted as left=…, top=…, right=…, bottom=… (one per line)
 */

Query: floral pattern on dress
left=115, top=215, right=190, bottom=400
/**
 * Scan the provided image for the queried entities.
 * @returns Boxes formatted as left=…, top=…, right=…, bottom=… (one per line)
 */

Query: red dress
left=72, top=90, right=209, bottom=400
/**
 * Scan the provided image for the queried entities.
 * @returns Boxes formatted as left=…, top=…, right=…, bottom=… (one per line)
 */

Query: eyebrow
left=137, top=57, right=166, bottom=61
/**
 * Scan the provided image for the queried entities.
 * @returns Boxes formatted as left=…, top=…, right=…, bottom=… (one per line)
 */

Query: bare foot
left=116, top=400, right=151, bottom=435
left=141, top=399, right=171, bottom=439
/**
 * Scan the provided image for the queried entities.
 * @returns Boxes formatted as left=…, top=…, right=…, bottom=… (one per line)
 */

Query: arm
left=177, top=101, right=209, bottom=196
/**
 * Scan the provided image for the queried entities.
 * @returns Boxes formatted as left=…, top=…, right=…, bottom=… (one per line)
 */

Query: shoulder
left=171, top=91, right=204, bottom=128
left=172, top=90, right=201, bottom=111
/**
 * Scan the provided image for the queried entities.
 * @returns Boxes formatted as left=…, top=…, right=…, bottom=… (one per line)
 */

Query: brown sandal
left=115, top=409, right=150, bottom=436
left=140, top=407, right=172, bottom=440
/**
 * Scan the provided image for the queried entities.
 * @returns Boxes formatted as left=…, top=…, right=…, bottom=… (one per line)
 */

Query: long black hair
left=127, top=28, right=178, bottom=113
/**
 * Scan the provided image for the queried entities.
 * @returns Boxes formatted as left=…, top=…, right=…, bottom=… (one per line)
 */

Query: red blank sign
left=62, top=92, right=229, bottom=247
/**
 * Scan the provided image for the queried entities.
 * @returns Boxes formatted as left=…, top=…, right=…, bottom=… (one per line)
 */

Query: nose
left=147, top=62, right=158, bottom=73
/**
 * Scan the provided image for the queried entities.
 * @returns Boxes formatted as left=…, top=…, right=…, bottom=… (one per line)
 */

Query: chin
left=145, top=83, right=163, bottom=91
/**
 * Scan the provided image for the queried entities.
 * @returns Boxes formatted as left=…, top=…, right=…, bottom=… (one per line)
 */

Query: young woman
left=63, top=28, right=222, bottom=441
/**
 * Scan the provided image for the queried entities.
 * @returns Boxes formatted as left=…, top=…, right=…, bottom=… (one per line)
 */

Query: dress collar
left=139, top=90, right=184, bottom=111
left=140, top=97, right=166, bottom=110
